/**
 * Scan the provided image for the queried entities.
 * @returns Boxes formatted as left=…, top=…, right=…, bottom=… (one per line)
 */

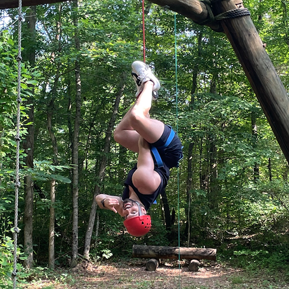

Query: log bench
left=132, top=245, right=217, bottom=272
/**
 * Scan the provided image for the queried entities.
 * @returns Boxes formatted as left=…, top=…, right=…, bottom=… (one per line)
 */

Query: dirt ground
left=25, top=259, right=289, bottom=289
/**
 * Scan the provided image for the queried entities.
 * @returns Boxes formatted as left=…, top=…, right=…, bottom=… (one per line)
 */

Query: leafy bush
left=0, top=236, right=28, bottom=288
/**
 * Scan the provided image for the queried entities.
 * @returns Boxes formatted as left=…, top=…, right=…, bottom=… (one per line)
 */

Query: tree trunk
left=208, top=133, right=218, bottom=210
left=186, top=142, right=194, bottom=246
left=71, top=0, right=81, bottom=268
left=83, top=73, right=126, bottom=259
left=23, top=6, right=36, bottom=269
left=268, top=158, right=272, bottom=182
left=160, top=190, right=171, bottom=230
left=281, top=0, right=289, bottom=47
left=132, top=245, right=217, bottom=261
left=186, top=30, right=202, bottom=244
left=49, top=180, right=56, bottom=269
left=46, top=3, right=62, bottom=270
left=251, top=111, right=259, bottom=181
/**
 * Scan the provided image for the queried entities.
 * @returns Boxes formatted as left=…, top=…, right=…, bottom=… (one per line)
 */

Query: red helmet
left=123, top=215, right=151, bottom=237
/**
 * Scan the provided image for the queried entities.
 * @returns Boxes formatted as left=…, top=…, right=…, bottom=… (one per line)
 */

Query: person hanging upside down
left=95, top=61, right=183, bottom=237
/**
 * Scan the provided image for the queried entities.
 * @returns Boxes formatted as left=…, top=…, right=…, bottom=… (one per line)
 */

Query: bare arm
left=95, top=194, right=125, bottom=216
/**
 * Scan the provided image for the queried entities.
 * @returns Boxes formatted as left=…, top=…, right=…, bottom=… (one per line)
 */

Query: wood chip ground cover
left=23, top=260, right=289, bottom=289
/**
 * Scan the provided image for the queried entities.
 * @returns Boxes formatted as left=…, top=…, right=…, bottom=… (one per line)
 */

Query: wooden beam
left=148, top=0, right=221, bottom=32
left=132, top=245, right=217, bottom=261
left=0, top=0, right=68, bottom=9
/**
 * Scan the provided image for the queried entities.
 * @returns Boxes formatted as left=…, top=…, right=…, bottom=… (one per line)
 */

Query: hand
left=103, top=198, right=121, bottom=214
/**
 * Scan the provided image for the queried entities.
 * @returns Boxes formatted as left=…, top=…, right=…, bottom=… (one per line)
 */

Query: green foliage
left=25, top=160, right=71, bottom=183
left=0, top=236, right=28, bottom=288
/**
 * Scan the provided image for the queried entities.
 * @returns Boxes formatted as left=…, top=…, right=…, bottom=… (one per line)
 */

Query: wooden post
left=146, top=259, right=159, bottom=271
left=132, top=245, right=217, bottom=261
left=188, top=259, right=200, bottom=272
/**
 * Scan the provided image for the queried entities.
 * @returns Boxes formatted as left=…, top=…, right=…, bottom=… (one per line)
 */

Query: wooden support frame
left=149, top=0, right=289, bottom=164
left=0, top=0, right=67, bottom=9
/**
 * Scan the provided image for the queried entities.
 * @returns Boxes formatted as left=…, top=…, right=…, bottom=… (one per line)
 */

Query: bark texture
left=132, top=245, right=217, bottom=261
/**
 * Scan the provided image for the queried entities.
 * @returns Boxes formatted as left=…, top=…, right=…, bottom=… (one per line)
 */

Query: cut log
left=132, top=245, right=216, bottom=261
left=188, top=259, right=200, bottom=272
left=146, top=258, right=159, bottom=271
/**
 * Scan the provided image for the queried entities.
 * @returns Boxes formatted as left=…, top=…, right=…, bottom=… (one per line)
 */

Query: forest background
left=1, top=0, right=289, bottom=287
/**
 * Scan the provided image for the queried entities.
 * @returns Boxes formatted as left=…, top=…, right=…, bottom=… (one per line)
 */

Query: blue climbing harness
left=151, top=128, right=176, bottom=168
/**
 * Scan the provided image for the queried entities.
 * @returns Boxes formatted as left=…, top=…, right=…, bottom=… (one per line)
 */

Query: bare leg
left=132, top=136, right=161, bottom=195
left=114, top=81, right=164, bottom=152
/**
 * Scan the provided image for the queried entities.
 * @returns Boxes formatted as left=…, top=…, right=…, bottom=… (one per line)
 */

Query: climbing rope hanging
left=13, top=0, right=22, bottom=288
left=173, top=12, right=182, bottom=288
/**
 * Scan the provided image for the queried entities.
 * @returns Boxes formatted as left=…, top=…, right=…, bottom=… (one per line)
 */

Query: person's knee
left=130, top=106, right=145, bottom=125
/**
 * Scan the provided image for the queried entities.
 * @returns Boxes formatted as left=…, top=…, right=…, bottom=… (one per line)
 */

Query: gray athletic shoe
left=131, top=60, right=160, bottom=98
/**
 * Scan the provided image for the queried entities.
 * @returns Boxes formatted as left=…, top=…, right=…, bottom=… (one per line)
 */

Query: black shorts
left=150, top=125, right=183, bottom=168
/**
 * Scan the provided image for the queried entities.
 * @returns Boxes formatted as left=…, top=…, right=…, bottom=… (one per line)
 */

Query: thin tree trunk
left=186, top=142, right=194, bottom=246
left=208, top=71, right=218, bottom=210
left=160, top=190, right=171, bottom=230
left=268, top=158, right=272, bottom=182
left=208, top=133, right=218, bottom=210
left=251, top=111, right=259, bottom=181
left=186, top=30, right=202, bottom=244
left=71, top=0, right=81, bottom=268
left=83, top=73, right=126, bottom=260
left=281, top=0, right=289, bottom=47
left=94, top=211, right=99, bottom=247
left=46, top=3, right=62, bottom=270
left=49, top=180, right=56, bottom=269
left=47, top=98, right=59, bottom=269
left=23, top=6, right=36, bottom=269
left=0, top=126, right=3, bottom=189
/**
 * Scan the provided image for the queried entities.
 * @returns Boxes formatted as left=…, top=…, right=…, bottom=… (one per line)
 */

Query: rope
left=13, top=0, right=22, bottom=288
left=195, top=2, right=251, bottom=32
left=215, top=8, right=251, bottom=21
left=174, top=13, right=182, bottom=288
left=142, top=0, right=146, bottom=62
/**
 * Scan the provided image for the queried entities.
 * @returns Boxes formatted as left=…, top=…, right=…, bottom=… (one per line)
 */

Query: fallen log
left=132, top=245, right=217, bottom=261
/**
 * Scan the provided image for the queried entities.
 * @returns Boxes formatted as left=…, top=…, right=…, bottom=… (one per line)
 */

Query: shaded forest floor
left=21, top=258, right=289, bottom=289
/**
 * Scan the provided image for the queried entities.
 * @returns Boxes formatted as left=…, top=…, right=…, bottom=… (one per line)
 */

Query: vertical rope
left=13, top=1, right=22, bottom=288
left=142, top=0, right=146, bottom=62
left=174, top=13, right=182, bottom=288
